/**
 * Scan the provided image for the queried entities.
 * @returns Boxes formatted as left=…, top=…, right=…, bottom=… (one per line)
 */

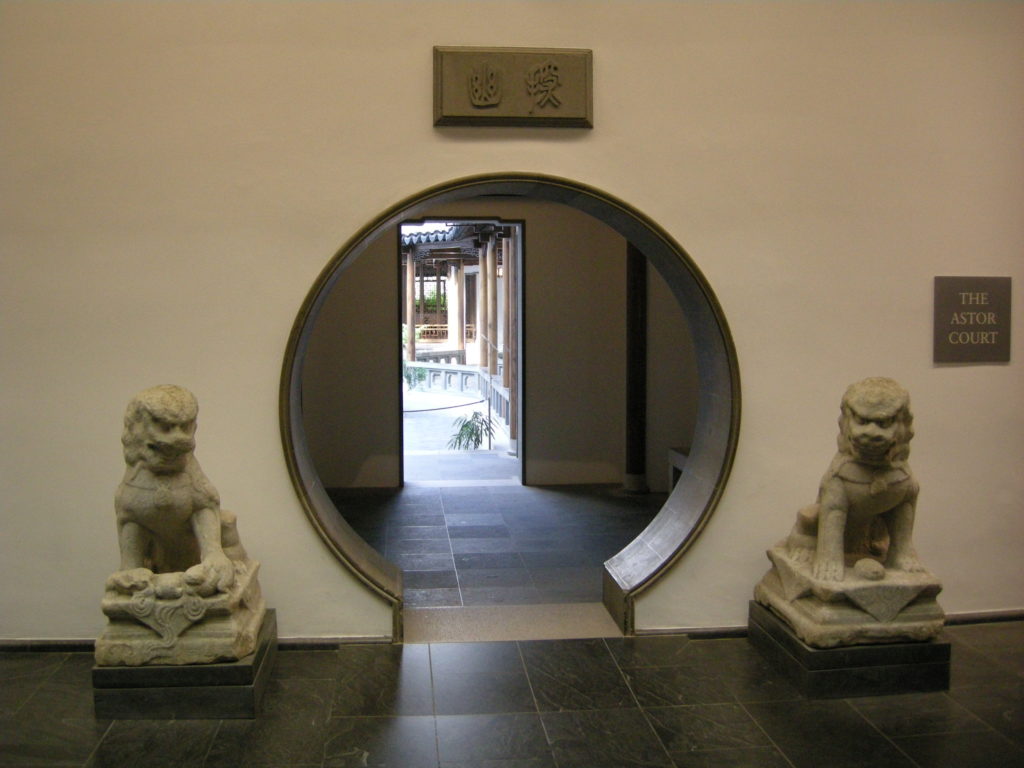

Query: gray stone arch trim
left=279, top=172, right=741, bottom=638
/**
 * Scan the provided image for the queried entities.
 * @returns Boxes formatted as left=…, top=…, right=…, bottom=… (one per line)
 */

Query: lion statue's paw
left=812, top=559, right=845, bottom=582
left=106, top=567, right=154, bottom=594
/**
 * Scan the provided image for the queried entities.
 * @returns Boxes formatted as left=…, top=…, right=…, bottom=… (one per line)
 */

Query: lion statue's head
left=836, top=377, right=913, bottom=465
left=122, top=385, right=199, bottom=472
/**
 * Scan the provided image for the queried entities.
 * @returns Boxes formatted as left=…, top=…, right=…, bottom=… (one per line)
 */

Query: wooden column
left=625, top=242, right=648, bottom=493
left=447, top=262, right=464, bottom=351
left=477, top=240, right=489, bottom=369
left=456, top=261, right=466, bottom=350
left=486, top=235, right=499, bottom=377
left=435, top=264, right=443, bottom=327
left=504, top=232, right=518, bottom=446
left=502, top=236, right=512, bottom=390
left=418, top=268, right=425, bottom=321
left=405, top=249, right=416, bottom=362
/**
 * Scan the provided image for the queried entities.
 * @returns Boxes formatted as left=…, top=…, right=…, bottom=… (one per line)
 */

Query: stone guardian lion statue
left=754, top=377, right=943, bottom=648
left=786, top=376, right=924, bottom=582
left=96, top=385, right=266, bottom=666
left=109, top=385, right=242, bottom=597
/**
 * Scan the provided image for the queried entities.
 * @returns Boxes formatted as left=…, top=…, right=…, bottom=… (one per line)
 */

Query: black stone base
left=93, top=609, right=277, bottom=719
left=748, top=601, right=949, bottom=698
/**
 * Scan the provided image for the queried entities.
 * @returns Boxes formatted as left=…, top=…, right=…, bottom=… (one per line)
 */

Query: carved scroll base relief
left=755, top=548, right=944, bottom=648
left=96, top=561, right=265, bottom=666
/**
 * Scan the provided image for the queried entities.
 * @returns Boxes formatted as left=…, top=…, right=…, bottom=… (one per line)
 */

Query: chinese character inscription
left=526, top=61, right=562, bottom=112
left=469, top=62, right=501, bottom=108
left=435, top=47, right=592, bottom=127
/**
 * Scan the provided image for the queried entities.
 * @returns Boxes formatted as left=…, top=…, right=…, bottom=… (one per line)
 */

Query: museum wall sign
left=933, top=276, right=1011, bottom=363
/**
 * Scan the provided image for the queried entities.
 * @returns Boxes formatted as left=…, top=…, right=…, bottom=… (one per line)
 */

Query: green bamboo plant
left=447, top=411, right=495, bottom=450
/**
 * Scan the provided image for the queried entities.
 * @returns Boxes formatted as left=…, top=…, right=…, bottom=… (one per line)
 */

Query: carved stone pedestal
left=96, top=561, right=265, bottom=667
left=748, top=601, right=949, bottom=698
left=754, top=546, right=945, bottom=649
left=93, top=609, right=277, bottom=719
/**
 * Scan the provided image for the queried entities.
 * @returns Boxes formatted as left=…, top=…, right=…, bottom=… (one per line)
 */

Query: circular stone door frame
left=280, top=172, right=741, bottom=639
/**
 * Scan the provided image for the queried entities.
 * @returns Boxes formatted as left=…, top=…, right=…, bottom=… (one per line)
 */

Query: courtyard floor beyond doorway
left=402, top=386, right=516, bottom=484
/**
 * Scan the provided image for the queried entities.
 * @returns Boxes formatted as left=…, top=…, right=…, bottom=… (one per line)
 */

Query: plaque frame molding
left=433, top=46, right=594, bottom=128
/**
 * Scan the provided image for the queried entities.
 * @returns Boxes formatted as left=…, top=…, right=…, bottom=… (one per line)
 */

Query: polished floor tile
left=624, top=664, right=735, bottom=707
left=457, top=567, right=534, bottom=588
left=519, top=550, right=601, bottom=568
left=432, top=666, right=536, bottom=716
left=435, top=713, right=553, bottom=766
left=0, top=712, right=110, bottom=767
left=453, top=552, right=524, bottom=570
left=447, top=524, right=510, bottom=539
left=947, top=680, right=1024, bottom=745
left=388, top=524, right=448, bottom=541
left=744, top=699, right=919, bottom=768
left=605, top=635, right=692, bottom=669
left=666, top=745, right=792, bottom=768
left=460, top=585, right=547, bottom=606
left=331, top=645, right=433, bottom=717
left=404, top=570, right=459, bottom=589
left=88, top=719, right=219, bottom=768
left=386, top=538, right=451, bottom=556
left=891, top=729, right=1024, bottom=768
left=520, top=638, right=636, bottom=711
left=3, top=621, right=1024, bottom=766
left=945, top=640, right=1011, bottom=688
left=643, top=703, right=771, bottom=754
left=849, top=691, right=991, bottom=738
left=204, top=680, right=335, bottom=766
left=405, top=587, right=462, bottom=608
left=0, top=651, right=66, bottom=717
left=945, top=621, right=1024, bottom=651
left=444, top=512, right=505, bottom=527
left=329, top=483, right=664, bottom=608
left=449, top=538, right=518, bottom=554
left=18, top=652, right=98, bottom=720
left=394, top=553, right=455, bottom=571
left=271, top=650, right=340, bottom=681
left=430, top=638, right=536, bottom=720
left=541, top=708, right=672, bottom=767
left=322, top=716, right=439, bottom=768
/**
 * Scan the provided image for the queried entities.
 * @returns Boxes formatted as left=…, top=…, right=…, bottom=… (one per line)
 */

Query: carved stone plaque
left=933, top=276, right=1011, bottom=363
left=434, top=46, right=593, bottom=127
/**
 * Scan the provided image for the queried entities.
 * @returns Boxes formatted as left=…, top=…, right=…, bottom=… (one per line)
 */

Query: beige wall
left=2, top=2, right=1021, bottom=640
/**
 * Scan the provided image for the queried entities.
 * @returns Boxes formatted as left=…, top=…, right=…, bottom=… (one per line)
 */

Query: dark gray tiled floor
left=2, top=621, right=1022, bottom=767
left=329, top=484, right=665, bottom=608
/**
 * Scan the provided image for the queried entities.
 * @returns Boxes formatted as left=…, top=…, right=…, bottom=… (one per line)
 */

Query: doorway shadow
left=327, top=483, right=665, bottom=609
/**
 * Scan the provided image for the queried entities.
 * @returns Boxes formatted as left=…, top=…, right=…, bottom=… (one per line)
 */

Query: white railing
left=404, top=361, right=511, bottom=428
